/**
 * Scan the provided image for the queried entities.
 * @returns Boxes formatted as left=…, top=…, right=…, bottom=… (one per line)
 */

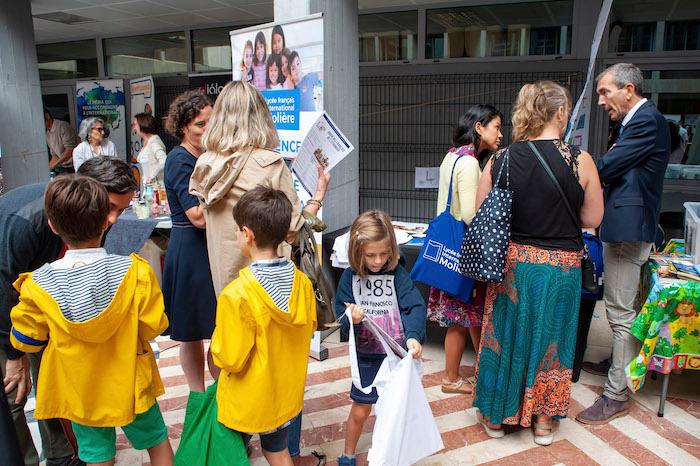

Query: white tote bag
left=345, top=309, right=444, bottom=465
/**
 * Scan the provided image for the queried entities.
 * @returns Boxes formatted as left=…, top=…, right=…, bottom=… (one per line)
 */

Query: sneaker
left=582, top=357, right=611, bottom=376
left=575, top=395, right=629, bottom=425
left=337, top=454, right=356, bottom=466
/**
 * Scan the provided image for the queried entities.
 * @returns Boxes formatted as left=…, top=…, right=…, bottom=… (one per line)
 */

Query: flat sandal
left=441, top=377, right=472, bottom=394
left=476, top=412, right=505, bottom=439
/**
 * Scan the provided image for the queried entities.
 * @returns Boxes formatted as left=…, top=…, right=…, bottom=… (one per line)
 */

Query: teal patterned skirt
left=473, top=242, right=581, bottom=427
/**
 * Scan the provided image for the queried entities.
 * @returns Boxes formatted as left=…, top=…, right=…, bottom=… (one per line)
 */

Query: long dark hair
left=266, top=53, right=283, bottom=88
left=253, top=31, right=267, bottom=65
left=271, top=25, right=286, bottom=51
left=452, top=104, right=503, bottom=164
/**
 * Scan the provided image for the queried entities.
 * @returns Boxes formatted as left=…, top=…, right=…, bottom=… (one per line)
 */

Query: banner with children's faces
left=230, top=14, right=324, bottom=160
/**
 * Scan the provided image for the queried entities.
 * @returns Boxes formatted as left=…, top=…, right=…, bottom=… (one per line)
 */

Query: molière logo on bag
left=423, top=240, right=460, bottom=271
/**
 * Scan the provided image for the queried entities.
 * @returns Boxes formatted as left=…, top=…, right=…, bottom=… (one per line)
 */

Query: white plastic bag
left=345, top=309, right=444, bottom=465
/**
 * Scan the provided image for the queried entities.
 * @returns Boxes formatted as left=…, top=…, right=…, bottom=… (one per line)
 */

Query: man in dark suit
left=577, top=63, right=670, bottom=425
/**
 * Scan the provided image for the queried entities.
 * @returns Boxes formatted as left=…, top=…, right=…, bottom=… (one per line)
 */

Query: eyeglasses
left=93, top=127, right=105, bottom=133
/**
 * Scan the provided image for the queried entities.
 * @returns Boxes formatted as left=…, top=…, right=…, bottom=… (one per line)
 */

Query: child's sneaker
left=337, top=454, right=356, bottom=466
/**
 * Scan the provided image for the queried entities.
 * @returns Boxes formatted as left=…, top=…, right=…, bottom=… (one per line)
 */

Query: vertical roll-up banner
left=231, top=14, right=328, bottom=359
left=230, top=14, right=325, bottom=215
left=566, top=0, right=614, bottom=150
left=76, top=79, right=127, bottom=161
left=129, top=76, right=155, bottom=157
left=230, top=13, right=324, bottom=160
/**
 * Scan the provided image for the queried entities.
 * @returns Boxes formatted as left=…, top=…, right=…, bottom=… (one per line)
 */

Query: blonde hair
left=202, top=81, right=279, bottom=155
left=511, top=81, right=571, bottom=141
left=348, top=210, right=400, bottom=278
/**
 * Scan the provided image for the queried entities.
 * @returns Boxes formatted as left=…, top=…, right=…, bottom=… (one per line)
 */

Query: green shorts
left=72, top=402, right=168, bottom=463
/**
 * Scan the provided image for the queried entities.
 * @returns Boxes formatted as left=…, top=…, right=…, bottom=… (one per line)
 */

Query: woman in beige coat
left=189, top=80, right=329, bottom=296
left=189, top=80, right=329, bottom=465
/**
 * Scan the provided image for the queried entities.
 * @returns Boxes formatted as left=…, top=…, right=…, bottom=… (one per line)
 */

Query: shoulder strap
left=527, top=141, right=580, bottom=231
left=445, top=155, right=463, bottom=210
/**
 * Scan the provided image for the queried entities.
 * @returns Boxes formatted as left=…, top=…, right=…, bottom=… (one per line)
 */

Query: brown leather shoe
left=576, top=395, right=629, bottom=425
left=581, top=357, right=611, bottom=376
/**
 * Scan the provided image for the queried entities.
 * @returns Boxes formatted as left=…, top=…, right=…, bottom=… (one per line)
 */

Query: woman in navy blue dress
left=162, top=90, right=216, bottom=392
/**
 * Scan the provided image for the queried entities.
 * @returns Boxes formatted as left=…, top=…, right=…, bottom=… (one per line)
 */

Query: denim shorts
left=349, top=354, right=386, bottom=404
left=241, top=423, right=291, bottom=453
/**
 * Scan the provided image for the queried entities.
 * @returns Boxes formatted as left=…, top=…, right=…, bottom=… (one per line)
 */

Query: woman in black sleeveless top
left=472, top=81, right=603, bottom=446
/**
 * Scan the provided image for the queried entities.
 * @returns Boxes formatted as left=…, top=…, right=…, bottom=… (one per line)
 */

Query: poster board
left=76, top=79, right=127, bottom=160
left=230, top=13, right=324, bottom=160
left=231, top=15, right=332, bottom=359
left=129, top=76, right=155, bottom=157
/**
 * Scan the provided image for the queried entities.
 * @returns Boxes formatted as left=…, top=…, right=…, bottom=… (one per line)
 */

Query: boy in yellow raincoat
left=10, top=175, right=173, bottom=466
left=210, top=186, right=317, bottom=466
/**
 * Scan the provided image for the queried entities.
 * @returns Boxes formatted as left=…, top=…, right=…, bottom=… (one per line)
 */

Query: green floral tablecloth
left=626, top=265, right=700, bottom=392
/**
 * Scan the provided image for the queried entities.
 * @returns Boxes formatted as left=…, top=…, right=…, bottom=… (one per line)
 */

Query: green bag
left=174, top=381, right=250, bottom=466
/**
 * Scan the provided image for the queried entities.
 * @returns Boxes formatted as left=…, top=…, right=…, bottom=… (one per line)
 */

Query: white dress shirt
left=619, top=98, right=648, bottom=136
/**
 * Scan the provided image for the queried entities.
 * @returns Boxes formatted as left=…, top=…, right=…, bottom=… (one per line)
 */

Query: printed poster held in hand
left=346, top=308, right=444, bottom=465
left=291, top=112, right=353, bottom=196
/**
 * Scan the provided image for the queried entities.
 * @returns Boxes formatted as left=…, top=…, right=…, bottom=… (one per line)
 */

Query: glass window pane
left=609, top=0, right=700, bottom=52
left=37, top=40, right=98, bottom=80
left=426, top=1, right=573, bottom=59
left=610, top=22, right=657, bottom=52
left=104, top=32, right=186, bottom=77
left=359, top=11, right=418, bottom=62
left=664, top=21, right=700, bottom=51
left=192, top=27, right=236, bottom=73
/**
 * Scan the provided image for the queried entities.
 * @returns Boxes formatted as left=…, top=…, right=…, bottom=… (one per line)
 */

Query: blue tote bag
left=410, top=155, right=476, bottom=303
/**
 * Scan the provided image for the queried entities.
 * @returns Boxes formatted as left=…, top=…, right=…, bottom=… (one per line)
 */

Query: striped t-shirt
left=33, top=250, right=133, bottom=322
left=249, top=258, right=295, bottom=312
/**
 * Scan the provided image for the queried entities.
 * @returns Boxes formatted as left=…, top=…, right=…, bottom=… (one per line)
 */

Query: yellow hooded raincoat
left=10, top=254, right=168, bottom=427
left=211, top=265, right=316, bottom=433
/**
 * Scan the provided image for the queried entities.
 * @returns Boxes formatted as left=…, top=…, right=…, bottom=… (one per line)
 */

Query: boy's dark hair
left=45, top=175, right=110, bottom=245
left=233, top=186, right=292, bottom=249
left=77, top=157, right=138, bottom=194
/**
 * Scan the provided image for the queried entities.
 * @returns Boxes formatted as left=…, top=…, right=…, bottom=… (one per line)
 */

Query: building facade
left=32, top=0, right=700, bottom=230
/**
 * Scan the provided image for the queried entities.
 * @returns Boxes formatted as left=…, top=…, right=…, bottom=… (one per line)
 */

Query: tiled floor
left=28, top=302, right=700, bottom=465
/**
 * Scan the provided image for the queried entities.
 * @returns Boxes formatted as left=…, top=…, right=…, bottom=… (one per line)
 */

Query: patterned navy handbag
left=459, top=149, right=512, bottom=283
left=410, top=153, right=476, bottom=303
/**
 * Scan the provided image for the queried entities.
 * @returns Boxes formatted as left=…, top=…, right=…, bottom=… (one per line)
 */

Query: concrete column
left=560, top=25, right=569, bottom=55
left=0, top=0, right=48, bottom=189
left=276, top=0, right=359, bottom=232
left=655, top=21, right=665, bottom=52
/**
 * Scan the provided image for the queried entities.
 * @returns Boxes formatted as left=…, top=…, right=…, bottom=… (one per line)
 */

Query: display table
left=103, top=210, right=171, bottom=256
left=626, top=264, right=700, bottom=416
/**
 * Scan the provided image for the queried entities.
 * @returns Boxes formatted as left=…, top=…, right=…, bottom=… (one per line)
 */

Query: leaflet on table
left=291, top=112, right=354, bottom=196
